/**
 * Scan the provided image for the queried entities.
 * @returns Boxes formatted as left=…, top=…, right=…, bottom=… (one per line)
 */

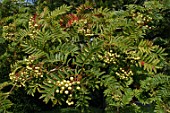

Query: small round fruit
left=68, top=83, right=72, bottom=86
left=72, top=81, right=76, bottom=85
left=30, top=60, right=34, bottom=62
left=68, top=102, right=71, bottom=106
left=34, top=70, right=39, bottom=73
left=48, top=80, right=52, bottom=83
left=61, top=86, right=65, bottom=90
left=57, top=81, right=60, bottom=84
left=65, top=84, right=69, bottom=87
left=77, top=81, right=80, bottom=84
left=60, top=82, right=64, bottom=85
left=69, top=94, right=72, bottom=97
left=60, top=90, right=63, bottom=94
left=66, top=80, right=70, bottom=83
left=26, top=66, right=32, bottom=70
left=70, top=77, right=74, bottom=81
left=63, top=80, right=66, bottom=83
left=64, top=90, right=69, bottom=94
left=70, top=101, right=74, bottom=105
left=76, top=86, right=81, bottom=90
left=35, top=67, right=40, bottom=69
left=34, top=24, right=38, bottom=27
left=56, top=89, right=59, bottom=93
left=68, top=86, right=72, bottom=90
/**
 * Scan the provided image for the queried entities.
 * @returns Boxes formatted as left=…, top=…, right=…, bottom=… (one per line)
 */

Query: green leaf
left=0, top=38, right=5, bottom=44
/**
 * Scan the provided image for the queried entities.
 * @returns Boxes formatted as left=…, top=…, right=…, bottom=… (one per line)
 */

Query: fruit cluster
left=52, top=77, right=81, bottom=106
left=77, top=18, right=94, bottom=37
left=132, top=12, right=153, bottom=29
left=9, top=56, right=44, bottom=86
left=2, top=25, right=16, bottom=41
left=125, top=51, right=141, bottom=63
left=115, top=68, right=133, bottom=80
left=60, top=14, right=79, bottom=28
left=98, top=50, right=120, bottom=64
left=112, top=94, right=121, bottom=101
left=28, top=16, right=40, bottom=39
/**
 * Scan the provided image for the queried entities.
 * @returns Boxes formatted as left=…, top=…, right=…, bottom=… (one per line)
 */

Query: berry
left=65, top=84, right=69, bottom=87
left=68, top=86, right=72, bottom=90
left=77, top=81, right=80, bottom=84
left=76, top=86, right=81, bottom=90
left=60, top=90, right=63, bottom=94
left=140, top=61, right=145, bottom=66
left=56, top=89, right=59, bottom=93
left=69, top=94, right=72, bottom=97
left=60, top=82, right=64, bottom=85
left=70, top=77, right=74, bottom=81
left=61, top=86, right=65, bottom=90
left=64, top=90, right=69, bottom=94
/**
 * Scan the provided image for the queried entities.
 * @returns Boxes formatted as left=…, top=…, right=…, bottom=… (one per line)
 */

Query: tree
left=0, top=0, right=170, bottom=113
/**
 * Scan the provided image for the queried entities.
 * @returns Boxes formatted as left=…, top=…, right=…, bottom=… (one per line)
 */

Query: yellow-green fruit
left=68, top=83, right=72, bottom=86
left=60, top=90, right=63, bottom=94
left=61, top=86, right=65, bottom=90
left=48, top=80, right=52, bottom=83
left=34, top=24, right=38, bottom=27
left=68, top=86, right=72, bottom=90
left=63, top=80, right=66, bottom=83
left=56, top=89, right=59, bottom=93
left=57, top=81, right=60, bottom=84
left=64, top=90, right=69, bottom=94
left=66, top=80, right=70, bottom=83
left=65, top=84, right=69, bottom=87
left=76, top=86, right=81, bottom=90
left=70, top=101, right=74, bottom=105
left=70, top=77, right=74, bottom=81
left=60, top=82, right=64, bottom=85
left=69, top=94, right=72, bottom=97
left=77, top=81, right=80, bottom=84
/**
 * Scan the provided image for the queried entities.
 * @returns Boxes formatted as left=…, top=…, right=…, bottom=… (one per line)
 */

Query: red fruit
left=59, top=19, right=64, bottom=26
left=66, top=14, right=78, bottom=27
left=140, top=61, right=145, bottom=66
left=72, top=15, right=78, bottom=21
left=33, top=14, right=37, bottom=20
left=32, top=14, right=37, bottom=25
left=66, top=20, right=73, bottom=27
left=60, top=14, right=79, bottom=28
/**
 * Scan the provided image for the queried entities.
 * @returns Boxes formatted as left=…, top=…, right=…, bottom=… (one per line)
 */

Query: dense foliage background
left=0, top=0, right=170, bottom=113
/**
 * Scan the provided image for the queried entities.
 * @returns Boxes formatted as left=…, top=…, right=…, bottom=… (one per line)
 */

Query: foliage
left=0, top=82, right=13, bottom=113
left=0, top=0, right=170, bottom=113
